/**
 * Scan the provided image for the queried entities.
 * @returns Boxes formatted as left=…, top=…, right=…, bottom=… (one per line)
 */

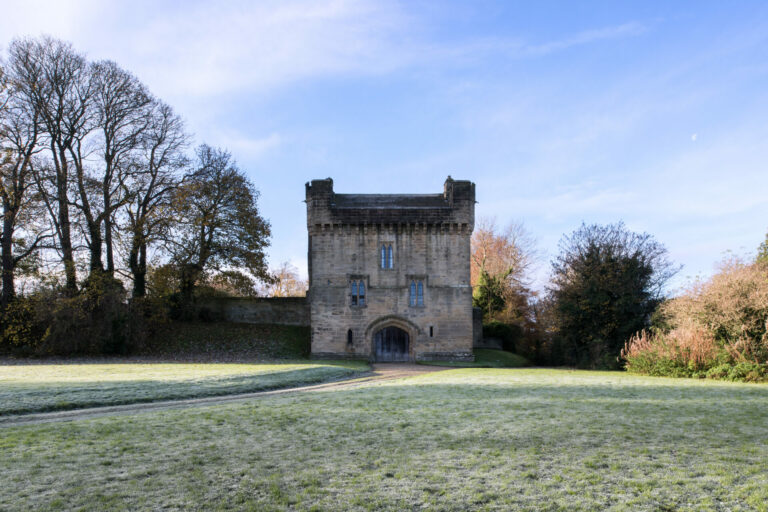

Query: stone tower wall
left=306, top=177, right=475, bottom=362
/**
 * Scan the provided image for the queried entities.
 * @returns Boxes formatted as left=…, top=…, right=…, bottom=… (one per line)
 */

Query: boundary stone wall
left=197, top=297, right=309, bottom=326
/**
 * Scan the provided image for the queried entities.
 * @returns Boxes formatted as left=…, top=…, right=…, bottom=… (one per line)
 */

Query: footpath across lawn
left=2, top=368, right=767, bottom=510
left=0, top=361, right=368, bottom=416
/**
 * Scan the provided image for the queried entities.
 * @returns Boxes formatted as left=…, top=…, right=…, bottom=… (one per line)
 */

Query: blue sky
left=3, top=1, right=767, bottom=292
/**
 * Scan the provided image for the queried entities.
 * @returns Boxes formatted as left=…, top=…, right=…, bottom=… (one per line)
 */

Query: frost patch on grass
left=1, top=369, right=767, bottom=510
left=0, top=361, right=367, bottom=415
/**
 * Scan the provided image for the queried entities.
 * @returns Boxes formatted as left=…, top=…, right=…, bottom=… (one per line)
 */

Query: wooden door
left=374, top=327, right=410, bottom=362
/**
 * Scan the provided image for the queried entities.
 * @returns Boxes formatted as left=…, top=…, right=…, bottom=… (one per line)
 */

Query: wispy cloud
left=0, top=1, right=650, bottom=100
left=0, top=0, right=413, bottom=97
left=208, top=131, right=282, bottom=160
left=116, top=0, right=412, bottom=97
left=522, top=22, right=647, bottom=56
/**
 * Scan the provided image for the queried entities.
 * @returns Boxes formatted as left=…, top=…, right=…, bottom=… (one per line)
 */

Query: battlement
left=305, top=177, right=475, bottom=228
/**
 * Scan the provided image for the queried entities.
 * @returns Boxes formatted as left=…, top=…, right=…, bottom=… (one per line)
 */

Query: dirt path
left=0, top=363, right=447, bottom=427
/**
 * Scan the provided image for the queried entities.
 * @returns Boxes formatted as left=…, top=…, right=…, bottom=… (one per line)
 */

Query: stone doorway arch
left=373, top=326, right=410, bottom=362
left=366, top=315, right=421, bottom=362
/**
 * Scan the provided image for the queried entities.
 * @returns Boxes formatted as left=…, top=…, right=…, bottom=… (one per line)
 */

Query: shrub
left=0, top=273, right=171, bottom=356
left=622, top=321, right=719, bottom=372
left=622, top=259, right=768, bottom=382
left=0, top=298, right=44, bottom=354
left=33, top=274, right=130, bottom=355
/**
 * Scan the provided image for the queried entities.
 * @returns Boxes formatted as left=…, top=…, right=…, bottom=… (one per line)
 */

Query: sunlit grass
left=420, top=348, right=529, bottom=368
left=2, top=368, right=767, bottom=510
left=0, top=361, right=367, bottom=415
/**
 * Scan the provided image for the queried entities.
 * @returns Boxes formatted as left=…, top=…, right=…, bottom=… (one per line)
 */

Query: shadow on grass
left=0, top=363, right=368, bottom=416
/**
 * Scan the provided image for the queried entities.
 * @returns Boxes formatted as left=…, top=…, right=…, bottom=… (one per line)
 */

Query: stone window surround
left=379, top=242, right=395, bottom=270
left=348, top=274, right=369, bottom=308
left=407, top=274, right=427, bottom=307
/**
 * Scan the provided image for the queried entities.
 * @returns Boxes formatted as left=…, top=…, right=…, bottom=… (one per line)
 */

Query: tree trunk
left=128, top=232, right=147, bottom=298
left=104, top=216, right=115, bottom=273
left=57, top=169, right=77, bottom=294
left=88, top=222, right=104, bottom=273
left=1, top=201, right=16, bottom=307
left=178, top=262, right=201, bottom=318
left=103, top=166, right=114, bottom=273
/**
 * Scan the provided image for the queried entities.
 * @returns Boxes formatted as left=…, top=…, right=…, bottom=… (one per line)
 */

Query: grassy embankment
left=2, top=369, right=767, bottom=510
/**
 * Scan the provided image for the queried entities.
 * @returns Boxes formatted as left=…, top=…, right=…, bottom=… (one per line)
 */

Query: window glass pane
left=387, top=245, right=393, bottom=268
left=350, top=281, right=357, bottom=305
left=417, top=281, right=424, bottom=306
left=381, top=245, right=386, bottom=268
left=359, top=282, right=365, bottom=306
left=409, top=281, right=416, bottom=306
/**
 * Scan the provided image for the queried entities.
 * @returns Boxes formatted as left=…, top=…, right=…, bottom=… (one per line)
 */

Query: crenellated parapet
left=306, top=176, right=475, bottom=229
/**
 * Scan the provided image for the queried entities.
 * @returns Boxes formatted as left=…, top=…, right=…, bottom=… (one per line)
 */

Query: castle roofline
left=306, top=176, right=475, bottom=227
left=333, top=193, right=450, bottom=209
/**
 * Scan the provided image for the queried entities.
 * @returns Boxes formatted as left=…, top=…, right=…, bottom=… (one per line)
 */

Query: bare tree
left=9, top=37, right=92, bottom=292
left=470, top=217, right=538, bottom=321
left=0, top=65, right=53, bottom=306
left=261, top=261, right=307, bottom=297
left=471, top=218, right=536, bottom=287
left=91, top=60, right=153, bottom=274
left=124, top=100, right=187, bottom=297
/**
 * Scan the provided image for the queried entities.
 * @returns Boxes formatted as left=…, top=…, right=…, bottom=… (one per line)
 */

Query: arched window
left=350, top=280, right=358, bottom=306
left=347, top=329, right=353, bottom=347
left=387, top=245, right=394, bottom=269
left=350, top=279, right=366, bottom=307
left=380, top=245, right=386, bottom=269
left=409, top=279, right=425, bottom=307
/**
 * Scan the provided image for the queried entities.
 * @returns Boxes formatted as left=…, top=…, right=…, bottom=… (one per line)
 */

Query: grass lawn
left=421, top=348, right=530, bottom=368
left=0, top=361, right=367, bottom=416
left=2, top=369, right=767, bottom=510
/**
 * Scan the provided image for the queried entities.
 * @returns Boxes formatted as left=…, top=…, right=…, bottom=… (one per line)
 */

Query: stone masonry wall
left=197, top=297, right=309, bottom=326
left=306, top=177, right=475, bottom=362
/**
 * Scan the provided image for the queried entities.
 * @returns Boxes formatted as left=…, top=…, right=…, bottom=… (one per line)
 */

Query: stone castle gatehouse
left=306, top=177, right=475, bottom=362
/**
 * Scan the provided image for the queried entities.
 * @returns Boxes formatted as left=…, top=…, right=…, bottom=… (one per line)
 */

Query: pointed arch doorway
left=373, top=326, right=410, bottom=362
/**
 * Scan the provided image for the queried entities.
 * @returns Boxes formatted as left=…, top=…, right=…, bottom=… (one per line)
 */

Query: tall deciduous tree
left=470, top=218, right=536, bottom=321
left=9, top=37, right=91, bottom=292
left=125, top=100, right=187, bottom=297
left=548, top=222, right=678, bottom=368
left=167, top=145, right=270, bottom=306
left=91, top=60, right=153, bottom=274
left=0, top=63, right=51, bottom=306
left=261, top=261, right=307, bottom=297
